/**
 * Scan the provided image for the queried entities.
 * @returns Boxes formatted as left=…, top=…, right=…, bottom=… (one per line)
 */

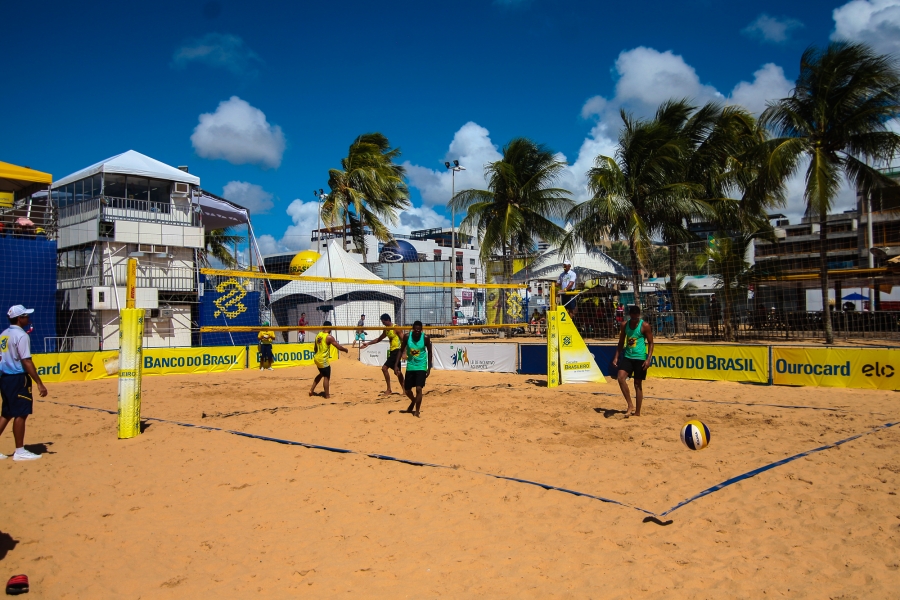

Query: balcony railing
left=57, top=196, right=198, bottom=227
left=58, top=265, right=196, bottom=292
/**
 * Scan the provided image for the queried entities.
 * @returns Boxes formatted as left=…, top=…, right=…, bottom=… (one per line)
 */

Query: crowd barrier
left=30, top=342, right=900, bottom=391
left=521, top=343, right=900, bottom=390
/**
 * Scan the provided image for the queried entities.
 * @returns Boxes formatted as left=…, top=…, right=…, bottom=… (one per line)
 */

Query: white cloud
left=278, top=199, right=321, bottom=251
left=255, top=234, right=285, bottom=256
left=612, top=47, right=723, bottom=111
left=191, top=96, right=286, bottom=169
left=742, top=14, right=804, bottom=43
left=396, top=205, right=450, bottom=234
left=172, top=33, right=262, bottom=76
left=728, top=63, right=793, bottom=115
left=222, top=181, right=274, bottom=214
left=404, top=121, right=503, bottom=207
left=832, top=0, right=900, bottom=55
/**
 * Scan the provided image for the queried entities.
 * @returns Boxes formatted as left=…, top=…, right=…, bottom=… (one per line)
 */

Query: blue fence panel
left=519, top=344, right=619, bottom=376
left=0, top=236, right=57, bottom=350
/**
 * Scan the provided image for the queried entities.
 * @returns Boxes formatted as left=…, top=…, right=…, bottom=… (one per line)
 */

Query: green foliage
left=450, top=138, right=573, bottom=279
left=202, top=227, right=245, bottom=268
left=323, top=133, right=410, bottom=254
left=760, top=42, right=900, bottom=343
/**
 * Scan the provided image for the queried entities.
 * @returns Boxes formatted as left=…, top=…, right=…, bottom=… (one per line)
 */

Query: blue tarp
left=519, top=343, right=618, bottom=376
left=0, top=236, right=57, bottom=352
left=199, top=285, right=261, bottom=347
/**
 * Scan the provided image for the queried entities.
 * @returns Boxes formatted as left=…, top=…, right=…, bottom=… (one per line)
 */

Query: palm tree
left=761, top=42, right=900, bottom=344
left=322, top=133, right=410, bottom=256
left=450, top=138, right=573, bottom=280
left=202, top=227, right=245, bottom=268
left=565, top=109, right=692, bottom=306
left=697, top=229, right=773, bottom=342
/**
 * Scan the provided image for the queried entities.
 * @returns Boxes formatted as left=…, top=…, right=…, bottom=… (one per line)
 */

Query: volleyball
left=680, top=420, right=711, bottom=450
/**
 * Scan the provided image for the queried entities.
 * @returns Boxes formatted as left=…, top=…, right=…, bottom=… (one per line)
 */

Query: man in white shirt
left=0, top=305, right=48, bottom=461
left=558, top=260, right=577, bottom=311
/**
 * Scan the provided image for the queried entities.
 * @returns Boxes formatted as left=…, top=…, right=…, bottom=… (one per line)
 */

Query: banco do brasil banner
left=772, top=347, right=900, bottom=390
left=142, top=346, right=246, bottom=375
left=649, top=344, right=769, bottom=384
left=248, top=342, right=337, bottom=370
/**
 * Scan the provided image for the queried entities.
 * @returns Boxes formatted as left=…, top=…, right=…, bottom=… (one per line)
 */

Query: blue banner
left=199, top=277, right=260, bottom=346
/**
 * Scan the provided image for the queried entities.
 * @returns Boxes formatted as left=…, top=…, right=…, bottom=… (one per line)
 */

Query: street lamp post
left=444, top=160, right=465, bottom=281
left=315, top=189, right=336, bottom=319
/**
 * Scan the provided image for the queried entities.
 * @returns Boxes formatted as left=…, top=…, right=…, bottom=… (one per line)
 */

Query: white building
left=53, top=151, right=205, bottom=350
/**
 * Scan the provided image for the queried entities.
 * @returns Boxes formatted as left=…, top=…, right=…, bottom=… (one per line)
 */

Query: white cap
left=563, top=260, right=572, bottom=266
left=8, top=305, right=34, bottom=319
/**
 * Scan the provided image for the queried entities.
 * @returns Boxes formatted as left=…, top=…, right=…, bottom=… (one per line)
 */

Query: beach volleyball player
left=360, top=314, right=404, bottom=395
left=309, top=321, right=349, bottom=399
left=611, top=305, right=654, bottom=417
left=396, top=321, right=432, bottom=417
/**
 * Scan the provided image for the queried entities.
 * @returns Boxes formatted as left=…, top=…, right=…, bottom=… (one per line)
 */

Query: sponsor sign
left=557, top=308, right=606, bottom=384
left=432, top=343, right=517, bottom=373
left=248, top=343, right=337, bottom=370
left=32, top=350, right=120, bottom=383
left=142, top=346, right=246, bottom=375
left=360, top=341, right=402, bottom=368
left=649, top=344, right=769, bottom=384
left=772, top=347, right=900, bottom=390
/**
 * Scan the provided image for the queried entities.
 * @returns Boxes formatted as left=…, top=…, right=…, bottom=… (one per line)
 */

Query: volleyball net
left=198, top=268, right=542, bottom=343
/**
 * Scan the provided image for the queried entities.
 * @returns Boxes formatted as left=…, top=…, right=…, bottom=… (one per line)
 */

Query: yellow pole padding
left=549, top=282, right=557, bottom=312
left=126, top=258, right=137, bottom=309
left=547, top=309, right=560, bottom=388
left=117, top=308, right=143, bottom=439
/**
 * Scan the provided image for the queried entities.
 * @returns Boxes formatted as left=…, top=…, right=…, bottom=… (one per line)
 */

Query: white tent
left=511, top=243, right=628, bottom=282
left=52, top=150, right=200, bottom=188
left=271, top=241, right=403, bottom=344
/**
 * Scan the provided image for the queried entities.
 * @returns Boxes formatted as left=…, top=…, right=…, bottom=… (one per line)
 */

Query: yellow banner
left=32, top=351, right=120, bottom=383
left=0, top=192, right=13, bottom=208
left=649, top=344, right=769, bottom=384
left=558, top=308, right=606, bottom=384
left=248, top=343, right=337, bottom=369
left=142, top=346, right=246, bottom=375
left=773, top=347, right=900, bottom=390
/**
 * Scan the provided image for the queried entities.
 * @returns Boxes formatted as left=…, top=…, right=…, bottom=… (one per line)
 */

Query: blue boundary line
left=41, top=400, right=898, bottom=519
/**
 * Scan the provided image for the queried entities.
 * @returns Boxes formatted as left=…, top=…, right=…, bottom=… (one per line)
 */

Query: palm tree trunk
left=629, top=236, right=641, bottom=308
left=820, top=212, right=834, bottom=344
left=723, top=285, right=734, bottom=342
left=668, top=244, right=681, bottom=333
left=344, top=210, right=349, bottom=252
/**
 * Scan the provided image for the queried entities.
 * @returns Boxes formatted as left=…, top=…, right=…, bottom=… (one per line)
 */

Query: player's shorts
left=404, top=369, right=428, bottom=390
left=617, top=356, right=648, bottom=381
left=0, top=373, right=33, bottom=418
left=317, top=366, right=332, bottom=378
left=355, top=332, right=366, bottom=341
left=384, top=349, right=400, bottom=369
left=259, top=344, right=274, bottom=361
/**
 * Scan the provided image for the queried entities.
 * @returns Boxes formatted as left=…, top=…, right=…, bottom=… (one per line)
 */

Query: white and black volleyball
left=680, top=420, right=711, bottom=450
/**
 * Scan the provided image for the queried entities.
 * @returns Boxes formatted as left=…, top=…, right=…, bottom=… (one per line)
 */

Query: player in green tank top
left=395, top=320, right=432, bottom=417
left=612, top=305, right=654, bottom=417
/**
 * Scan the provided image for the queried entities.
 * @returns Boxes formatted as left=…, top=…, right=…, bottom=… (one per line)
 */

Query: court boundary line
left=39, top=399, right=898, bottom=520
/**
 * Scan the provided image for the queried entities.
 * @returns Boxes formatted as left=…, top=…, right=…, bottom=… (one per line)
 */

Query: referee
left=0, top=305, right=47, bottom=461
left=558, top=259, right=577, bottom=311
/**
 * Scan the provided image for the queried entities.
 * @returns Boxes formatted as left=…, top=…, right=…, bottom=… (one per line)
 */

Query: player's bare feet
left=379, top=390, right=396, bottom=396
left=413, top=411, right=420, bottom=418
left=309, top=390, right=315, bottom=397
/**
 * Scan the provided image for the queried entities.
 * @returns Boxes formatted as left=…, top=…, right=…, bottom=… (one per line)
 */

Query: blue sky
left=6, top=0, right=900, bottom=255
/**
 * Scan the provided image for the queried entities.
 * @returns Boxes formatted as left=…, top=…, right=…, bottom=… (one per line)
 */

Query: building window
left=105, top=174, right=126, bottom=198
left=469, top=272, right=476, bottom=279
left=126, top=177, right=149, bottom=201
left=149, top=179, right=171, bottom=203
left=469, top=258, right=476, bottom=265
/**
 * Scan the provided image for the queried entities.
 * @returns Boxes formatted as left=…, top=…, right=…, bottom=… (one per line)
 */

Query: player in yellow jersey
left=360, top=313, right=404, bottom=395
left=309, top=321, right=348, bottom=399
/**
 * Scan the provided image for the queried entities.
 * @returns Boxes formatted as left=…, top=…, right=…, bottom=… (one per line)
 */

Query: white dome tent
left=270, top=240, right=403, bottom=344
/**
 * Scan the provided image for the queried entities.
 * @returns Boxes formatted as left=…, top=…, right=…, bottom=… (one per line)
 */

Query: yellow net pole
left=117, top=258, right=143, bottom=439
left=549, top=282, right=557, bottom=312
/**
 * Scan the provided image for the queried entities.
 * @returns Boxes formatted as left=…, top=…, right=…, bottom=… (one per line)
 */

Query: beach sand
left=2, top=359, right=899, bottom=598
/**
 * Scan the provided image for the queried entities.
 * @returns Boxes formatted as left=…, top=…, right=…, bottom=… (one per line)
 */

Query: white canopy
left=271, top=241, right=403, bottom=302
left=511, top=243, right=628, bottom=282
left=198, top=191, right=250, bottom=230
left=52, top=150, right=200, bottom=188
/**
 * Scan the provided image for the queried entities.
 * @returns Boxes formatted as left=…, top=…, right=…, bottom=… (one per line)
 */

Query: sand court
left=2, top=361, right=899, bottom=598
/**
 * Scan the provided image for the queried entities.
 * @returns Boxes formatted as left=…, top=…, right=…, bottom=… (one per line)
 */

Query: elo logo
left=861, top=362, right=894, bottom=378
